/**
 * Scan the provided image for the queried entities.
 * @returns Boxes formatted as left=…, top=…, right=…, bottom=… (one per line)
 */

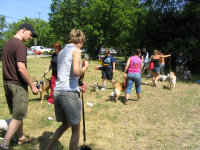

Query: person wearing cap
left=1, top=23, right=38, bottom=150
left=97, top=49, right=115, bottom=91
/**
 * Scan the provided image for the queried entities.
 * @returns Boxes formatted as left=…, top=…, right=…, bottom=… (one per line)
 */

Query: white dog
left=159, top=74, right=170, bottom=82
left=0, top=119, right=17, bottom=141
left=92, top=82, right=98, bottom=92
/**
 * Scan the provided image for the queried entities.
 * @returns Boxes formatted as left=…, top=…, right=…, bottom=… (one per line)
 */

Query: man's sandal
left=17, top=135, right=35, bottom=145
left=0, top=145, right=19, bottom=150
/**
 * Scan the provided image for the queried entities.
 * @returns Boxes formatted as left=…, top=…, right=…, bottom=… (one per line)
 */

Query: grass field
left=0, top=56, right=200, bottom=150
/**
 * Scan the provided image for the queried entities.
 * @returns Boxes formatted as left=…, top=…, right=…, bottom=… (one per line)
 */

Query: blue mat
left=197, top=80, right=200, bottom=83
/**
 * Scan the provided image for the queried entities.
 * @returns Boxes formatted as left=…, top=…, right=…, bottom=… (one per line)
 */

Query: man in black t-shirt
left=1, top=23, right=38, bottom=149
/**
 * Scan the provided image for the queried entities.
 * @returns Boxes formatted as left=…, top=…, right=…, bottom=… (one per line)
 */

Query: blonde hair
left=153, top=49, right=158, bottom=55
left=68, top=29, right=86, bottom=44
left=105, top=49, right=110, bottom=54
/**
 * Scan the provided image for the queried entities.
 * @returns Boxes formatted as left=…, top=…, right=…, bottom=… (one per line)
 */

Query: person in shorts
left=150, top=50, right=170, bottom=87
left=45, top=29, right=88, bottom=150
left=97, top=49, right=115, bottom=91
left=1, top=23, right=38, bottom=150
left=176, top=52, right=188, bottom=79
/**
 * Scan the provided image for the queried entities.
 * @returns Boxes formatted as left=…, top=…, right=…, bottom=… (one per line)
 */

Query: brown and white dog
left=113, top=80, right=127, bottom=103
left=32, top=76, right=51, bottom=103
left=169, top=72, right=176, bottom=90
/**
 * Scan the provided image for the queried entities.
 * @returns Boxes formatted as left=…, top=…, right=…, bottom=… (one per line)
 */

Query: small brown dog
left=113, top=80, right=127, bottom=103
left=169, top=72, right=176, bottom=90
left=32, top=76, right=51, bottom=103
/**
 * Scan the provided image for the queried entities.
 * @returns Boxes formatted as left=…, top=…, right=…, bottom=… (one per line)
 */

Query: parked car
left=99, top=48, right=105, bottom=54
left=31, top=46, right=52, bottom=55
left=27, top=49, right=35, bottom=55
left=81, top=49, right=86, bottom=53
left=27, top=48, right=42, bottom=55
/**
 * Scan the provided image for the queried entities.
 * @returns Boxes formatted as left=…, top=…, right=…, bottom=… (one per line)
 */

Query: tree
left=0, top=16, right=6, bottom=49
left=3, top=18, right=57, bottom=48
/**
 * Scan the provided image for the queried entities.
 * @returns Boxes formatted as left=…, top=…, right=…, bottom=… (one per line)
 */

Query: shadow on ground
left=38, top=131, right=64, bottom=150
left=105, top=96, right=137, bottom=103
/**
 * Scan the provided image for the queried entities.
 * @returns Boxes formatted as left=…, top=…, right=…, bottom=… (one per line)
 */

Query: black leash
left=81, top=92, right=86, bottom=145
left=79, top=54, right=92, bottom=150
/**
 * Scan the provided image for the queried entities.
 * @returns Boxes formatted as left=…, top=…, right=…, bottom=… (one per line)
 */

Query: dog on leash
left=113, top=80, right=127, bottom=103
left=169, top=72, right=176, bottom=90
left=32, top=76, right=51, bottom=103
left=0, top=119, right=17, bottom=141
left=159, top=74, right=170, bottom=82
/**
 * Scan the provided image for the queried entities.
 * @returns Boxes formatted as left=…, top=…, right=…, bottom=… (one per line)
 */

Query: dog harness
left=36, top=81, right=43, bottom=89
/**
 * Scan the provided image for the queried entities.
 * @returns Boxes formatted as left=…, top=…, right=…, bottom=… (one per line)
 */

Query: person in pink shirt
left=124, top=49, right=142, bottom=105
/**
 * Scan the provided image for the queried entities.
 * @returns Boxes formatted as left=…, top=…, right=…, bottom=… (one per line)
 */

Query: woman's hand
left=124, top=72, right=127, bottom=78
left=44, top=70, right=48, bottom=75
left=81, top=82, right=87, bottom=92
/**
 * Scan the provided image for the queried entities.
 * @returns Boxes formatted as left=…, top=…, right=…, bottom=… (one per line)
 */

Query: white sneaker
left=154, top=81, right=157, bottom=87
left=147, top=74, right=151, bottom=77
left=101, top=87, right=106, bottom=91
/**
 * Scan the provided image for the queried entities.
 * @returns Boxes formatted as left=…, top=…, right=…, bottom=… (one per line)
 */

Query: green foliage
left=2, top=18, right=58, bottom=49
left=1, top=0, right=200, bottom=72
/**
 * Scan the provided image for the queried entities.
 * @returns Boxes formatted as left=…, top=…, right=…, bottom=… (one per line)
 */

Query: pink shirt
left=128, top=56, right=142, bottom=73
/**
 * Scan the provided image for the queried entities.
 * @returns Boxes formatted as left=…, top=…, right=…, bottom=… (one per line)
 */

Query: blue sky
left=0, top=0, right=52, bottom=24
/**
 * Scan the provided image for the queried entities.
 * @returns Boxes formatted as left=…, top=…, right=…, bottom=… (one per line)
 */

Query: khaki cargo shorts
left=176, top=66, right=184, bottom=73
left=4, top=83, right=28, bottom=120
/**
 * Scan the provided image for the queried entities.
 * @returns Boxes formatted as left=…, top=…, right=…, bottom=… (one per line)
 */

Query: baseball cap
left=18, top=23, right=38, bottom=37
left=142, top=48, right=146, bottom=50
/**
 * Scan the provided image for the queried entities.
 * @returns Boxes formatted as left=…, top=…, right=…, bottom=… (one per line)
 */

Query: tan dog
left=32, top=76, right=51, bottom=103
left=113, top=80, right=127, bottom=103
left=169, top=72, right=176, bottom=90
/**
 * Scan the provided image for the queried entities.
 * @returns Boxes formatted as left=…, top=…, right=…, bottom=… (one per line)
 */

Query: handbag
left=148, top=61, right=154, bottom=70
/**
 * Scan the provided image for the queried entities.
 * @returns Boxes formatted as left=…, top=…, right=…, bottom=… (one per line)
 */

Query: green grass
left=0, top=57, right=200, bottom=149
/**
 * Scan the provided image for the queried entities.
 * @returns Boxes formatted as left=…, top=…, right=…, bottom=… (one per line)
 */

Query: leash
left=36, top=73, right=45, bottom=89
left=81, top=92, right=86, bottom=146
left=169, top=55, right=171, bottom=72
left=79, top=54, right=90, bottom=149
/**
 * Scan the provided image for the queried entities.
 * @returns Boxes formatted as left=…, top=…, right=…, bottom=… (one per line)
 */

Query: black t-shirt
left=3, top=37, right=27, bottom=87
left=176, top=55, right=187, bottom=66
left=51, top=53, right=58, bottom=75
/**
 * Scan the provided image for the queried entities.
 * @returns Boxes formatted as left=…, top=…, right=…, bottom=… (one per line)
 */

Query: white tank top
left=54, top=44, right=80, bottom=92
left=144, top=52, right=149, bottom=63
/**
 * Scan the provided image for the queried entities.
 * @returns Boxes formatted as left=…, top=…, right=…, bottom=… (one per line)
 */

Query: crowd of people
left=1, top=22, right=191, bottom=150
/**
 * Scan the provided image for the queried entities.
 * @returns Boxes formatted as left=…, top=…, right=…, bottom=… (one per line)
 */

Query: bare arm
left=72, top=48, right=88, bottom=77
left=17, top=62, right=38, bottom=94
left=45, top=64, right=52, bottom=75
left=183, top=59, right=188, bottom=65
left=124, top=58, right=131, bottom=76
left=150, top=55, right=153, bottom=61
left=160, top=54, right=170, bottom=58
